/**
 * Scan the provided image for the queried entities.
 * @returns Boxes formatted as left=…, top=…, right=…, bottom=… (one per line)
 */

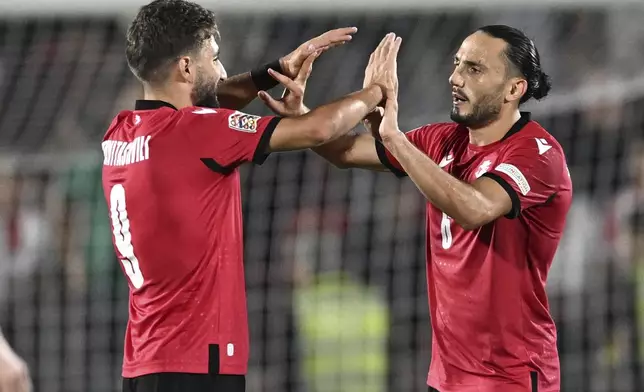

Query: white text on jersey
left=102, top=136, right=151, bottom=167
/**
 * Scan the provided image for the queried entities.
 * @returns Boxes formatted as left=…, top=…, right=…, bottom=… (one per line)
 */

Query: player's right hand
left=258, top=50, right=321, bottom=117
left=364, top=33, right=403, bottom=99
left=0, top=343, right=32, bottom=392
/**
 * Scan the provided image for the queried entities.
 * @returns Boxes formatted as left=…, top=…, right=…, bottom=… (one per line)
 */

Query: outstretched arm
left=312, top=115, right=387, bottom=170
left=377, top=97, right=512, bottom=230
left=267, top=31, right=401, bottom=153
left=217, top=27, right=357, bottom=110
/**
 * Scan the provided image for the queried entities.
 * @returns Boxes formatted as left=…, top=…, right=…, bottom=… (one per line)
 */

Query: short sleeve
left=482, top=137, right=567, bottom=219
left=181, top=107, right=281, bottom=172
left=375, top=124, right=439, bottom=178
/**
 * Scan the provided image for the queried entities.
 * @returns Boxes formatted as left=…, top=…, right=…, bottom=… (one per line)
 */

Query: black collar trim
left=502, top=111, right=531, bottom=141
left=134, top=100, right=178, bottom=111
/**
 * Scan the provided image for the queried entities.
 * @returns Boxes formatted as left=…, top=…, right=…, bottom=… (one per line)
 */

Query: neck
left=143, top=84, right=193, bottom=110
left=468, top=109, right=521, bottom=147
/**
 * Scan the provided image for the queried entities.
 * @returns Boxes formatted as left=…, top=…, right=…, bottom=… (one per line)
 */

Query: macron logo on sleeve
left=535, top=138, right=552, bottom=155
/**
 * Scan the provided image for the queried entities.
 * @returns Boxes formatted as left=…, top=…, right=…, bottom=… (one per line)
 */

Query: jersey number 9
left=110, top=184, right=145, bottom=289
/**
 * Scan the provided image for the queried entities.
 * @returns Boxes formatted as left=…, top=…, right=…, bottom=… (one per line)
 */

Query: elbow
left=457, top=220, right=482, bottom=231
left=309, top=117, right=343, bottom=146
left=453, top=212, right=493, bottom=231
left=330, top=159, right=350, bottom=170
left=309, top=129, right=331, bottom=146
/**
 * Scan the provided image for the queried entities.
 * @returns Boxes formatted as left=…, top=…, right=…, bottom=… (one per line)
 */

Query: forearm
left=382, top=132, right=496, bottom=228
left=216, top=72, right=258, bottom=110
left=308, top=85, right=383, bottom=143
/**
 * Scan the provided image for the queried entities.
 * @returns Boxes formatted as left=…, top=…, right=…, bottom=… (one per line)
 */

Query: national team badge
left=475, top=160, right=492, bottom=178
left=228, top=111, right=260, bottom=133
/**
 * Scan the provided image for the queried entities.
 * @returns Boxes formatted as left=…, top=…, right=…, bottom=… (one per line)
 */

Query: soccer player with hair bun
left=268, top=24, right=571, bottom=392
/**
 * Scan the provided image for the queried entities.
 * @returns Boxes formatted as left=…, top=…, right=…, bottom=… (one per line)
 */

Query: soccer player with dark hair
left=266, top=25, right=571, bottom=392
left=101, top=1, right=401, bottom=391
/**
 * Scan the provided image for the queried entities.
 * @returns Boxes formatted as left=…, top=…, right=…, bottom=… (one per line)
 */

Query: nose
left=449, top=67, right=464, bottom=88
left=218, top=62, right=228, bottom=80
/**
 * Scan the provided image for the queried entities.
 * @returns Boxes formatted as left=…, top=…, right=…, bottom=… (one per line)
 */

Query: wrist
left=251, top=59, right=284, bottom=91
left=365, top=84, right=385, bottom=108
left=381, top=126, right=404, bottom=146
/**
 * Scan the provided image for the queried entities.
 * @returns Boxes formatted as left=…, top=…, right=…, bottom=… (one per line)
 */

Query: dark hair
left=126, top=0, right=219, bottom=83
left=478, top=25, right=552, bottom=104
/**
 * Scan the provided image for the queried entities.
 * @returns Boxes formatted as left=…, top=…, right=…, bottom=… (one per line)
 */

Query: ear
left=177, top=56, right=194, bottom=83
left=506, top=78, right=527, bottom=103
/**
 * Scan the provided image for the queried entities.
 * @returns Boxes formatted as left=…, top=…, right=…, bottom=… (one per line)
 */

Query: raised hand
left=258, top=50, right=320, bottom=117
left=363, top=33, right=402, bottom=98
left=375, top=35, right=403, bottom=142
left=279, top=27, right=357, bottom=79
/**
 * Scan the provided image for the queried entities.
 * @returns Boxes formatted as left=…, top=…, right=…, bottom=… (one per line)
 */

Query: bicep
left=471, top=176, right=514, bottom=223
left=267, top=115, right=325, bottom=152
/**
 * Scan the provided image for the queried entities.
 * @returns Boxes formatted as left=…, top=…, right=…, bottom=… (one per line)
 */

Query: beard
left=191, top=71, right=220, bottom=108
left=450, top=88, right=504, bottom=129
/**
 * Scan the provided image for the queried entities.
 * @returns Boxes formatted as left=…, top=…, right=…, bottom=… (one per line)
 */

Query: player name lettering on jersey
left=102, top=136, right=151, bottom=167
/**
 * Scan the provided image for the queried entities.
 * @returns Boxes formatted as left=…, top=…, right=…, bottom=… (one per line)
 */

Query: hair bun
left=532, top=71, right=552, bottom=100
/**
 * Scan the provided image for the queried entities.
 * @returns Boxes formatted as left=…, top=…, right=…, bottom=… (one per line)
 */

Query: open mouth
left=452, top=91, right=468, bottom=104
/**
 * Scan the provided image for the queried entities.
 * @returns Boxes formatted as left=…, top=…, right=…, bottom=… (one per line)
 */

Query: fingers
left=295, top=50, right=320, bottom=84
left=374, top=33, right=395, bottom=62
left=268, top=69, right=303, bottom=96
left=308, top=27, right=358, bottom=51
left=258, top=91, right=284, bottom=113
left=390, top=36, right=402, bottom=64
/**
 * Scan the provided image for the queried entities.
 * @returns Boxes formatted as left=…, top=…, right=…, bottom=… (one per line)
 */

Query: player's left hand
left=279, top=27, right=357, bottom=78
left=258, top=50, right=320, bottom=117
left=378, top=47, right=403, bottom=142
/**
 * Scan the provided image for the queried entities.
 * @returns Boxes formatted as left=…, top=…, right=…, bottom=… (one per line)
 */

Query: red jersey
left=377, top=112, right=572, bottom=392
left=101, top=100, right=280, bottom=378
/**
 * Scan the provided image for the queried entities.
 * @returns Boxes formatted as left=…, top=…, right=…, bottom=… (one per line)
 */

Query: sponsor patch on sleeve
left=228, top=111, right=260, bottom=133
left=495, top=163, right=531, bottom=195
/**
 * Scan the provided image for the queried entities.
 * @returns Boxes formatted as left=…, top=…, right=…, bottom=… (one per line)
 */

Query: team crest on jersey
left=475, top=160, right=492, bottom=178
left=228, top=111, right=260, bottom=133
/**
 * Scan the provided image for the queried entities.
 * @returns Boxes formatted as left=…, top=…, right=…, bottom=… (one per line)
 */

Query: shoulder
left=178, top=107, right=263, bottom=131
left=518, top=121, right=562, bottom=147
left=505, top=121, right=565, bottom=157
left=103, top=110, right=133, bottom=141
left=178, top=106, right=233, bottom=118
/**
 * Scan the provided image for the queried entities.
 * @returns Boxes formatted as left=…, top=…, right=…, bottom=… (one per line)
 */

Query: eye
left=469, top=66, right=481, bottom=74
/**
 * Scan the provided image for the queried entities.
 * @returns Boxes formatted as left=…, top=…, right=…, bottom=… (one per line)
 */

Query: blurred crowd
left=0, top=7, right=643, bottom=392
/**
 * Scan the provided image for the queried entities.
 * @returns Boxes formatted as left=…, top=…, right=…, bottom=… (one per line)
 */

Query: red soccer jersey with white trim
left=377, top=113, right=572, bottom=392
left=101, top=101, right=280, bottom=378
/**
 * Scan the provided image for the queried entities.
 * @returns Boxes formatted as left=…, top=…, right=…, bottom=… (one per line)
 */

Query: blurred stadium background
left=1, top=0, right=644, bottom=391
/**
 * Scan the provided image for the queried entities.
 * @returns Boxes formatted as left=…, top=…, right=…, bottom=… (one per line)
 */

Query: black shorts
left=427, top=371, right=539, bottom=392
left=122, top=373, right=245, bottom=392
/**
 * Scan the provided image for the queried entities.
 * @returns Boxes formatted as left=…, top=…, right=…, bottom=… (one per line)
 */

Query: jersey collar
left=134, top=100, right=178, bottom=111
left=501, top=111, right=531, bottom=141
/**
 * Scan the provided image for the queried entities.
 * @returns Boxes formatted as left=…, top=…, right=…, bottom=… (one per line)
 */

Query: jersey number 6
left=440, top=212, right=453, bottom=250
left=110, top=184, right=145, bottom=289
